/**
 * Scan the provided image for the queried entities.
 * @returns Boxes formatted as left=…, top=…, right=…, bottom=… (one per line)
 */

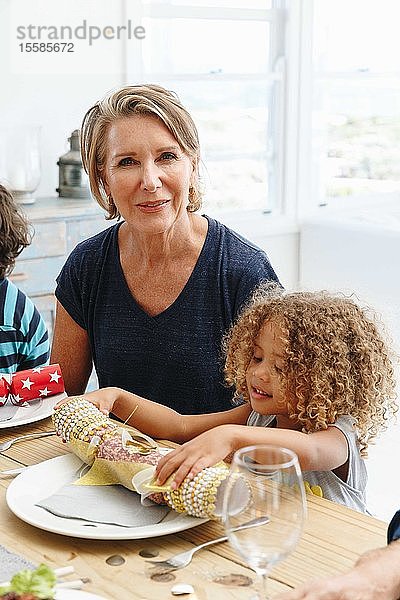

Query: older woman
left=51, top=84, right=280, bottom=414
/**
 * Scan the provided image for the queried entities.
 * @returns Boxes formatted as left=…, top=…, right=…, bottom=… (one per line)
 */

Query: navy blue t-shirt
left=55, top=215, right=279, bottom=414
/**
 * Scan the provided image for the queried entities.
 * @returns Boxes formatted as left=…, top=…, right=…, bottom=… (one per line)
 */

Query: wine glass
left=222, top=445, right=306, bottom=599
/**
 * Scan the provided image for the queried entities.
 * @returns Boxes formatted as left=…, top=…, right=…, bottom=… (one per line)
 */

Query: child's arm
left=155, top=422, right=349, bottom=488
left=81, top=387, right=251, bottom=442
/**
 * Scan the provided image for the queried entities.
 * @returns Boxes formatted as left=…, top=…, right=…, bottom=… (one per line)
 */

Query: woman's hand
left=155, top=425, right=237, bottom=489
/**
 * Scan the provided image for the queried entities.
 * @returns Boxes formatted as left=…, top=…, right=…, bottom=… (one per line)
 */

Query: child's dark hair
left=0, top=184, right=32, bottom=278
left=224, top=283, right=398, bottom=456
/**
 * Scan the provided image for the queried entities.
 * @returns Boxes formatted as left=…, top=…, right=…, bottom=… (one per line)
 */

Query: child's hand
left=82, top=388, right=118, bottom=415
left=54, top=397, right=70, bottom=410
left=54, top=388, right=118, bottom=414
left=54, top=387, right=118, bottom=416
left=156, top=425, right=236, bottom=489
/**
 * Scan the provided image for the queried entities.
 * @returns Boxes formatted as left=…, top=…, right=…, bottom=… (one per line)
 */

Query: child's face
left=245, top=321, right=287, bottom=416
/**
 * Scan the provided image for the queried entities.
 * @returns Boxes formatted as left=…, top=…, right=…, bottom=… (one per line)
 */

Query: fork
left=146, top=515, right=270, bottom=572
left=0, top=430, right=56, bottom=452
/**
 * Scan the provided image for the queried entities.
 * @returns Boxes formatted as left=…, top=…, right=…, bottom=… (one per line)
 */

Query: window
left=310, top=0, right=400, bottom=207
left=126, top=1, right=287, bottom=214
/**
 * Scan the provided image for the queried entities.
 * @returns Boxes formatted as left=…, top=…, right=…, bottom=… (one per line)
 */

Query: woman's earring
left=106, top=194, right=120, bottom=220
left=187, top=186, right=194, bottom=211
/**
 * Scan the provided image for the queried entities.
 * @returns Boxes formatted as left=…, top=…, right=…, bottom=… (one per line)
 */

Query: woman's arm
left=81, top=386, right=252, bottom=443
left=155, top=422, right=348, bottom=488
left=51, top=300, right=92, bottom=395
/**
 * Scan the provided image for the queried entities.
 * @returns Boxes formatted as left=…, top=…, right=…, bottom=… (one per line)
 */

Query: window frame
left=305, top=0, right=400, bottom=211
left=124, top=0, right=289, bottom=216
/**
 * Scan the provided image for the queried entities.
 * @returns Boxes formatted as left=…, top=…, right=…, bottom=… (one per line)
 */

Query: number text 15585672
left=19, top=42, right=74, bottom=52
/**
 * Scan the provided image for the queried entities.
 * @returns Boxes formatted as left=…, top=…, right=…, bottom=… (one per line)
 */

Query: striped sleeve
left=0, top=279, right=50, bottom=373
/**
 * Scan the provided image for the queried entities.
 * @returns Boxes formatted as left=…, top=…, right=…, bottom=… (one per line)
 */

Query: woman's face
left=103, top=114, right=194, bottom=233
left=245, top=320, right=288, bottom=416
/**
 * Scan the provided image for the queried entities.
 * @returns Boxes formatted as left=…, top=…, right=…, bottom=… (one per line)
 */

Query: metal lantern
left=56, top=129, right=91, bottom=199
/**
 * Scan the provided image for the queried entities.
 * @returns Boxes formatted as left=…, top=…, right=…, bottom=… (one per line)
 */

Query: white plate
left=55, top=591, right=108, bottom=600
left=6, top=454, right=208, bottom=540
left=0, top=393, right=66, bottom=429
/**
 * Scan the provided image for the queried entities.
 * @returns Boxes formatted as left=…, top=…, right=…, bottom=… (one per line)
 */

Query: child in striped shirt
left=0, top=184, right=49, bottom=373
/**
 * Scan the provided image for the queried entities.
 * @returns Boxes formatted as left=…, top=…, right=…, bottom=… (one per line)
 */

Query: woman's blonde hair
left=80, top=84, right=202, bottom=219
left=224, top=283, right=398, bottom=455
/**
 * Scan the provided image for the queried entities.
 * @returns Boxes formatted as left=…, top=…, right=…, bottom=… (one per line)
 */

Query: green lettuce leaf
left=0, top=563, right=56, bottom=599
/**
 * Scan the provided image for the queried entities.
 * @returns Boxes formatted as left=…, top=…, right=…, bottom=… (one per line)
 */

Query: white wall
left=299, top=209, right=400, bottom=353
left=0, top=0, right=128, bottom=198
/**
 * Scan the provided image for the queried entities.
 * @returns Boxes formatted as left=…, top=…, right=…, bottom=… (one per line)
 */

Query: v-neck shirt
left=55, top=215, right=279, bottom=414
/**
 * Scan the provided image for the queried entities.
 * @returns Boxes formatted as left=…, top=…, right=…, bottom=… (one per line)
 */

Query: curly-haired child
left=0, top=184, right=49, bottom=372
left=76, top=283, right=398, bottom=513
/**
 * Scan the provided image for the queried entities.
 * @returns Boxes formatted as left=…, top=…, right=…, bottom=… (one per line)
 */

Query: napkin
left=0, top=364, right=64, bottom=407
left=52, top=397, right=232, bottom=520
left=0, top=545, right=35, bottom=582
left=37, top=474, right=169, bottom=528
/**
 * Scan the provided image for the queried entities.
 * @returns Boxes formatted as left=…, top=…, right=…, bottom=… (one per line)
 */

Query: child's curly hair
left=224, top=283, right=398, bottom=455
left=0, top=184, right=31, bottom=278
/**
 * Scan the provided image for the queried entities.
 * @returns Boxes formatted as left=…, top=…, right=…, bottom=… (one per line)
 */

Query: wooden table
left=0, top=419, right=388, bottom=599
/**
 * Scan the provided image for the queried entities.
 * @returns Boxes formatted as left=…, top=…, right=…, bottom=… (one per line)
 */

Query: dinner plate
left=0, top=393, right=66, bottom=429
left=55, top=591, right=108, bottom=600
left=6, top=454, right=208, bottom=540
